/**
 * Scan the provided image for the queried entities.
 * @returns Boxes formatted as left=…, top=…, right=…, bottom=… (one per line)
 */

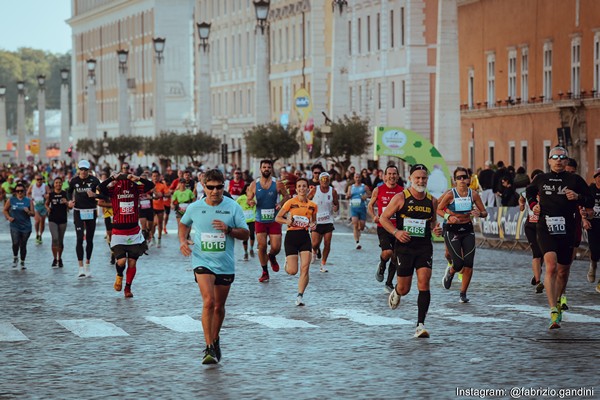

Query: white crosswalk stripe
left=492, top=304, right=600, bottom=323
left=329, top=308, right=412, bottom=325
left=56, top=318, right=129, bottom=338
left=0, top=322, right=29, bottom=342
left=145, top=315, right=202, bottom=333
left=235, top=314, right=318, bottom=328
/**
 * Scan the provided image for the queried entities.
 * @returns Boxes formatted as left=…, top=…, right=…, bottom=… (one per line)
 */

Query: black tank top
left=395, top=189, right=434, bottom=243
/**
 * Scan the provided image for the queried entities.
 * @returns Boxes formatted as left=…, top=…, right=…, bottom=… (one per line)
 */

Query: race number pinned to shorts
left=292, top=215, right=310, bottom=228
left=316, top=212, right=331, bottom=224
left=119, top=201, right=135, bottom=215
left=80, top=209, right=95, bottom=220
left=404, top=218, right=426, bottom=237
left=260, top=208, right=275, bottom=222
left=545, top=216, right=566, bottom=235
left=179, top=203, right=189, bottom=212
left=200, top=232, right=226, bottom=252
left=453, top=197, right=472, bottom=212
left=140, top=199, right=151, bottom=209
left=350, top=198, right=362, bottom=207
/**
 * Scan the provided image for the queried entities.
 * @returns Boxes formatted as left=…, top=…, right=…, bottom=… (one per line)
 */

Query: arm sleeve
left=525, top=178, right=539, bottom=208
left=576, top=176, right=594, bottom=208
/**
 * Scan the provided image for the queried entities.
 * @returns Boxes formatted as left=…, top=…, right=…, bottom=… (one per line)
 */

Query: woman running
left=236, top=183, right=256, bottom=261
left=46, top=177, right=71, bottom=268
left=3, top=182, right=34, bottom=269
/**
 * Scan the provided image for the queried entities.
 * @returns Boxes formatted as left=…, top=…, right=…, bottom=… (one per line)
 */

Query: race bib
left=453, top=197, right=472, bottom=212
left=546, top=216, right=566, bottom=235
left=120, top=201, right=135, bottom=215
left=179, top=203, right=189, bottom=212
left=594, top=205, right=600, bottom=219
left=140, top=199, right=151, bottom=209
left=316, top=212, right=331, bottom=224
left=80, top=209, right=95, bottom=220
left=350, top=198, right=362, bottom=207
left=404, top=218, right=426, bottom=237
left=261, top=208, right=275, bottom=221
left=292, top=215, right=310, bottom=228
left=528, top=213, right=539, bottom=223
left=200, top=232, right=226, bottom=252
left=243, top=209, right=254, bottom=220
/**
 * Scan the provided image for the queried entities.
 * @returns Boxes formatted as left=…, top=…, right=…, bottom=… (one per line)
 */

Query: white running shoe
left=388, top=286, right=401, bottom=310
left=78, top=266, right=85, bottom=278
left=414, top=323, right=430, bottom=338
left=311, top=252, right=318, bottom=264
left=84, top=264, right=92, bottom=277
left=320, top=265, right=328, bottom=273
left=295, top=294, right=305, bottom=306
left=356, top=243, right=362, bottom=250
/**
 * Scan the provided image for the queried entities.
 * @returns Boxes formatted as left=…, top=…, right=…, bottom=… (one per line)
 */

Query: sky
left=0, top=0, right=71, bottom=54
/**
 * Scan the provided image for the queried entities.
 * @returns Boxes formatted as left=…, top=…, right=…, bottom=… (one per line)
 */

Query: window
left=348, top=21, right=352, bottom=55
left=359, top=85, right=363, bottom=112
left=509, top=141, right=515, bottom=167
left=469, top=141, right=474, bottom=171
left=521, top=47, right=529, bottom=103
left=376, top=13, right=380, bottom=51
left=594, top=33, right=600, bottom=97
left=358, top=18, right=362, bottom=54
left=571, top=37, right=581, bottom=97
left=508, top=49, right=517, bottom=100
left=378, top=82, right=381, bottom=109
left=520, top=141, right=528, bottom=170
left=390, top=10, right=394, bottom=48
left=400, top=7, right=405, bottom=46
left=402, top=80, right=406, bottom=108
left=367, top=16, right=371, bottom=53
left=349, top=86, right=353, bottom=111
left=468, top=68, right=474, bottom=109
left=487, top=53, right=496, bottom=107
left=488, top=142, right=495, bottom=164
left=596, top=139, right=600, bottom=169
left=543, top=140, right=551, bottom=172
left=391, top=81, right=395, bottom=109
left=543, top=42, right=552, bottom=101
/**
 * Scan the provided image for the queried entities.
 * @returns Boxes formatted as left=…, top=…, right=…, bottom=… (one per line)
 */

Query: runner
left=368, top=165, right=404, bottom=291
left=276, top=178, right=318, bottom=306
left=67, top=160, right=101, bottom=278
left=171, top=180, right=195, bottom=222
left=138, top=172, right=154, bottom=243
left=437, top=167, right=487, bottom=303
left=247, top=159, right=290, bottom=282
left=150, top=171, right=169, bottom=247
left=3, top=182, right=33, bottom=269
left=525, top=146, right=593, bottom=329
left=346, top=172, right=371, bottom=250
left=236, top=183, right=256, bottom=261
left=162, top=167, right=177, bottom=235
left=379, top=164, right=442, bottom=338
left=228, top=169, right=245, bottom=200
left=518, top=169, right=545, bottom=293
left=586, top=168, right=600, bottom=292
left=1, top=174, right=16, bottom=202
left=27, top=173, right=50, bottom=244
left=308, top=172, right=339, bottom=273
left=98, top=170, right=154, bottom=298
left=46, top=176, right=71, bottom=268
left=178, top=168, right=249, bottom=364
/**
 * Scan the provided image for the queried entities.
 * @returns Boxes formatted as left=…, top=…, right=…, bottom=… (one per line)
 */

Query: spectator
left=478, top=162, right=496, bottom=207
left=500, top=176, right=519, bottom=206
left=513, top=166, right=530, bottom=193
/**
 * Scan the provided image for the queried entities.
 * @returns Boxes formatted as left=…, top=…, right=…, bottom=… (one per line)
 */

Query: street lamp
left=332, top=0, right=348, bottom=15
left=86, top=59, right=98, bottom=140
left=0, top=85, right=6, bottom=151
left=253, top=0, right=270, bottom=34
left=37, top=75, right=47, bottom=162
left=117, top=49, right=129, bottom=72
left=59, top=69, right=70, bottom=160
left=87, top=59, right=97, bottom=80
left=153, top=37, right=166, bottom=63
left=16, top=81, right=26, bottom=163
left=117, top=49, right=130, bottom=136
left=153, top=37, right=166, bottom=135
left=60, top=68, right=69, bottom=83
left=197, top=22, right=211, bottom=52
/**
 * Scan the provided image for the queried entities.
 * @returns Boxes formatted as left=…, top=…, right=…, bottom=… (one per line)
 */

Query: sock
left=298, top=292, right=303, bottom=297
left=116, top=263, right=126, bottom=276
left=379, top=257, right=387, bottom=266
left=126, top=265, right=137, bottom=285
left=386, top=263, right=397, bottom=285
left=417, top=290, right=431, bottom=324
left=262, top=265, right=268, bottom=273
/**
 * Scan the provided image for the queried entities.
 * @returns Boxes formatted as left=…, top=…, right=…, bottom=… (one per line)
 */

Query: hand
left=309, top=221, right=316, bottom=230
left=8, top=216, right=15, bottom=223
left=247, top=199, right=256, bottom=207
left=333, top=205, right=338, bottom=213
left=68, top=200, right=74, bottom=208
left=179, top=240, right=194, bottom=257
left=86, top=190, right=96, bottom=198
left=395, top=230, right=411, bottom=243
left=533, top=204, right=540, bottom=215
left=211, top=219, right=228, bottom=233
left=582, top=218, right=592, bottom=230
left=433, top=223, right=442, bottom=237
left=374, top=216, right=380, bottom=224
left=470, top=208, right=480, bottom=218
left=565, top=189, right=578, bottom=201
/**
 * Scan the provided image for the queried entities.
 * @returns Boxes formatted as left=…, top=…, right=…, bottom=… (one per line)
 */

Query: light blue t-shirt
left=180, top=196, right=248, bottom=274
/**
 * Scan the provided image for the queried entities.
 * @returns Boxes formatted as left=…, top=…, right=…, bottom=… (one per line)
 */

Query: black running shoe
left=376, top=263, right=385, bottom=282
left=202, top=345, right=218, bottom=365
left=52, top=259, right=58, bottom=268
left=58, top=259, right=64, bottom=268
left=530, top=276, right=537, bottom=286
left=442, top=265, right=454, bottom=290
left=316, top=248, right=322, bottom=260
left=213, top=337, right=221, bottom=362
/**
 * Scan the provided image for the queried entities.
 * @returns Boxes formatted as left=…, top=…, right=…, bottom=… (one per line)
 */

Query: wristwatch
left=226, top=226, right=232, bottom=235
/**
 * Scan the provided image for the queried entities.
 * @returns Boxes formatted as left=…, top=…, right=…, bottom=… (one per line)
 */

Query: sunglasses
left=36, top=178, right=42, bottom=181
left=80, top=168, right=89, bottom=171
left=205, top=184, right=225, bottom=191
left=549, top=154, right=568, bottom=160
left=15, top=190, right=24, bottom=193
left=455, top=175, right=470, bottom=180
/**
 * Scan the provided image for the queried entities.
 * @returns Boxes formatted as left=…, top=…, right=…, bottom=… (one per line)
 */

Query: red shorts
left=255, top=221, right=282, bottom=235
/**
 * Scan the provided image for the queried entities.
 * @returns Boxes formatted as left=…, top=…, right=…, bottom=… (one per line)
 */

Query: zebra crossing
left=2, top=303, right=600, bottom=342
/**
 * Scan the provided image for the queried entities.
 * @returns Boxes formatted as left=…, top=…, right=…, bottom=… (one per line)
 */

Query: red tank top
left=376, top=183, right=404, bottom=227
left=229, top=179, right=245, bottom=196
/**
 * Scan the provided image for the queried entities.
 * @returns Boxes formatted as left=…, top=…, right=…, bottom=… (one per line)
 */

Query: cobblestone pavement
left=1, top=217, right=599, bottom=399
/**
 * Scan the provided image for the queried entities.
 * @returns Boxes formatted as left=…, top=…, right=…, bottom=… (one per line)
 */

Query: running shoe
left=110, top=254, right=116, bottom=265
left=58, top=259, right=64, bottom=268
left=78, top=266, right=85, bottom=278
left=124, top=286, right=133, bottom=298
left=530, top=276, right=537, bottom=286
left=250, top=249, right=255, bottom=258
left=375, top=262, right=385, bottom=282
left=316, top=248, right=322, bottom=259
left=442, top=265, right=454, bottom=289
left=535, top=282, right=544, bottom=294
left=559, top=295, right=568, bottom=311
left=384, top=283, right=394, bottom=293
left=459, top=292, right=470, bottom=303
left=20, top=261, right=26, bottom=270
left=311, top=252, right=318, bottom=264
left=414, top=323, right=430, bottom=338
left=268, top=254, right=280, bottom=272
left=202, top=345, right=219, bottom=365
left=12, top=257, right=18, bottom=268
left=114, top=275, right=123, bottom=292
left=295, top=294, right=305, bottom=306
left=52, top=259, right=58, bottom=268
left=84, top=264, right=92, bottom=278
left=549, top=307, right=561, bottom=329
left=388, top=286, right=400, bottom=309
left=556, top=306, right=563, bottom=324
left=258, top=271, right=270, bottom=283
left=163, top=227, right=168, bottom=235
left=243, top=253, right=249, bottom=261
left=157, top=238, right=161, bottom=248
left=320, top=265, right=328, bottom=273
left=213, top=337, right=221, bottom=362
left=356, top=243, right=362, bottom=250
left=587, top=262, right=597, bottom=283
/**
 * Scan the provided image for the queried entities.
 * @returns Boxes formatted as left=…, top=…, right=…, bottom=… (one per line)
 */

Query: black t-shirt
left=68, top=175, right=101, bottom=209
left=48, top=190, right=69, bottom=224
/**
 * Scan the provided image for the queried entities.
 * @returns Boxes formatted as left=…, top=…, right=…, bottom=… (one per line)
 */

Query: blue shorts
left=35, top=202, right=47, bottom=216
left=350, top=207, right=366, bottom=221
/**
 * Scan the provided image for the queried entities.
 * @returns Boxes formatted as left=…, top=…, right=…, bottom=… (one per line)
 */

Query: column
left=17, top=82, right=26, bottom=164
left=60, top=71, right=70, bottom=161
left=37, top=76, right=47, bottom=163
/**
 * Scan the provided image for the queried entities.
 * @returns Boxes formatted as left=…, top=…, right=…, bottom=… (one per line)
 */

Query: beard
left=413, top=184, right=426, bottom=193
left=261, top=170, right=272, bottom=178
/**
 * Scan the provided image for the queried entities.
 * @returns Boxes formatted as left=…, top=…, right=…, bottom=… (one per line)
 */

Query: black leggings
left=74, top=210, right=97, bottom=261
left=443, top=227, right=476, bottom=272
left=589, top=220, right=600, bottom=262
left=10, top=229, right=31, bottom=261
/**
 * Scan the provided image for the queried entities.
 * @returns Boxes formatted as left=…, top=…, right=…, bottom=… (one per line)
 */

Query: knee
left=213, top=302, right=225, bottom=315
left=203, top=297, right=216, bottom=311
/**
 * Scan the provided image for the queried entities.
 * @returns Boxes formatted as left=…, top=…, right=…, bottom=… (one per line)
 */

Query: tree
left=325, top=114, right=371, bottom=176
left=146, top=131, right=176, bottom=171
left=106, top=135, right=143, bottom=166
left=75, top=138, right=106, bottom=166
left=172, top=129, right=220, bottom=165
left=244, top=122, right=300, bottom=163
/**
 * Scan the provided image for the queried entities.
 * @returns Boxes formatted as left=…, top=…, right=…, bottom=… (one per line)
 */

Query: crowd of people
left=1, top=147, right=599, bottom=364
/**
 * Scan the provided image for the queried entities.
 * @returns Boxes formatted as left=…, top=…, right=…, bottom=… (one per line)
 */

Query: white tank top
left=31, top=183, right=47, bottom=203
left=313, top=186, right=334, bottom=225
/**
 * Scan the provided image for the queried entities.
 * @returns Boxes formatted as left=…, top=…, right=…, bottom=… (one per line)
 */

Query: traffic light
left=221, top=143, right=228, bottom=164
left=66, top=145, right=73, bottom=157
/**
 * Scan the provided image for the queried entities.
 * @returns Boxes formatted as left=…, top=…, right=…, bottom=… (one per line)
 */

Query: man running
left=586, top=168, right=600, bottom=291
left=150, top=171, right=169, bottom=247
left=179, top=169, right=249, bottom=364
left=98, top=169, right=154, bottom=298
left=228, top=169, right=245, bottom=200
left=526, top=146, right=593, bottom=329
left=380, top=164, right=442, bottom=338
left=368, top=165, right=404, bottom=292
left=68, top=160, right=101, bottom=278
left=247, top=159, right=290, bottom=282
left=308, top=172, right=339, bottom=273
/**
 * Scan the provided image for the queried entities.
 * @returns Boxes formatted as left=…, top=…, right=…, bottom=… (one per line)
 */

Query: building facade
left=458, top=0, right=600, bottom=181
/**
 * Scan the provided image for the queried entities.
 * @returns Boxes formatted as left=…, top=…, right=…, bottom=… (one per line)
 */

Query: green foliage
left=244, top=122, right=300, bottom=162
left=145, top=129, right=219, bottom=164
left=106, top=135, right=143, bottom=164
left=75, top=138, right=106, bottom=166
left=325, top=114, right=371, bottom=174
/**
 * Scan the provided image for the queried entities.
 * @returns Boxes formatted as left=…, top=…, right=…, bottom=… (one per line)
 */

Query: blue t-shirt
left=9, top=196, right=32, bottom=233
left=349, top=184, right=367, bottom=209
left=180, top=196, right=248, bottom=275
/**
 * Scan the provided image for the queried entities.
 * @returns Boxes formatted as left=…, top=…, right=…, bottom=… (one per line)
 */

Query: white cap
left=78, top=160, right=91, bottom=169
left=319, top=172, right=330, bottom=179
